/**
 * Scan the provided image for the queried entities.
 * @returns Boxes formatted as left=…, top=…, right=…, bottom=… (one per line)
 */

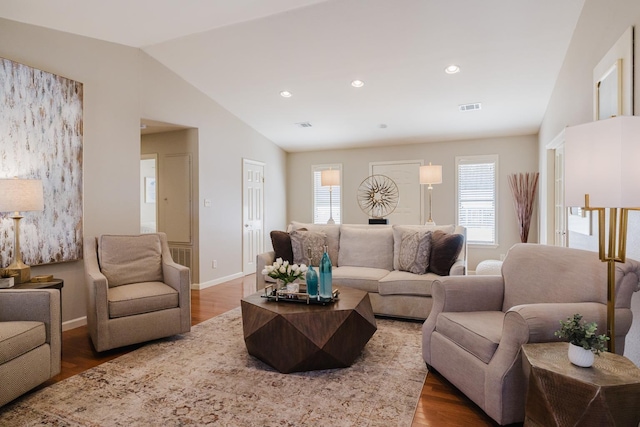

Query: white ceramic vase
left=568, top=342, right=594, bottom=368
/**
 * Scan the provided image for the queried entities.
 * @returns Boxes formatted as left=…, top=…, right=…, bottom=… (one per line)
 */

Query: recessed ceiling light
left=445, top=65, right=460, bottom=74
left=351, top=80, right=365, bottom=88
left=280, top=91, right=292, bottom=98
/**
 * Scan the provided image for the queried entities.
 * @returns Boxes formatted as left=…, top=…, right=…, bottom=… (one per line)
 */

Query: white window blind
left=456, top=155, right=498, bottom=245
left=313, top=164, right=342, bottom=224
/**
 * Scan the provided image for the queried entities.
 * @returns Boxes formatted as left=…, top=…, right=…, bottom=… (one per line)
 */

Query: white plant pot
left=568, top=342, right=594, bottom=368
left=0, top=277, right=14, bottom=288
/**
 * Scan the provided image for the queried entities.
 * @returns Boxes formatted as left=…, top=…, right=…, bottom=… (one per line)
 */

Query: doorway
left=242, top=159, right=265, bottom=274
left=140, top=154, right=158, bottom=233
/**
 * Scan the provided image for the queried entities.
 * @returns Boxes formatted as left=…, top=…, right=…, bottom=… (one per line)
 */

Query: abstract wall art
left=0, top=57, right=83, bottom=266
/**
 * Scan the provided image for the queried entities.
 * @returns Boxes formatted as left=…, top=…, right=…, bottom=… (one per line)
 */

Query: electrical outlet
left=213, top=260, right=218, bottom=269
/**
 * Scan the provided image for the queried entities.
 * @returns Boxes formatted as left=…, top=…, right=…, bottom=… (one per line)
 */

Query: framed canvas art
left=0, top=57, right=83, bottom=265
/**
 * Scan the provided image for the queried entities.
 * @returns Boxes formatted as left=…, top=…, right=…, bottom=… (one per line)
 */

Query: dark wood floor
left=43, top=274, right=501, bottom=426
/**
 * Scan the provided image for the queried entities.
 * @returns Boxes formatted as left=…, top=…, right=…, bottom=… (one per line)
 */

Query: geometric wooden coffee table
left=241, top=287, right=377, bottom=373
left=522, top=342, right=640, bottom=427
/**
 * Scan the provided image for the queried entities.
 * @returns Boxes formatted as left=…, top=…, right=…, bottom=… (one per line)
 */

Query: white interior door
left=371, top=160, right=424, bottom=225
left=554, top=145, right=567, bottom=247
left=243, top=159, right=265, bottom=274
left=161, top=153, right=192, bottom=243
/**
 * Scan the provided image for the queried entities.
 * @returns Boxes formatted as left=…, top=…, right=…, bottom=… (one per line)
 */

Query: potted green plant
left=0, top=269, right=16, bottom=288
left=554, top=313, right=609, bottom=367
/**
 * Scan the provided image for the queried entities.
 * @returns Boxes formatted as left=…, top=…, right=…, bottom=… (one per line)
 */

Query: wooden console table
left=522, top=342, right=640, bottom=427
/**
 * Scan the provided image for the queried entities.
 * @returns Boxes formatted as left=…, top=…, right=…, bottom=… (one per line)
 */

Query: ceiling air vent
left=459, top=103, right=482, bottom=112
left=295, top=122, right=313, bottom=128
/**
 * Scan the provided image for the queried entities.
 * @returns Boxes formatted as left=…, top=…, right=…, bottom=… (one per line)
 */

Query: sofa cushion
left=108, top=281, right=179, bottom=319
left=290, top=222, right=340, bottom=266
left=392, top=225, right=455, bottom=270
left=0, top=321, right=46, bottom=364
left=99, top=234, right=163, bottom=287
left=338, top=225, right=394, bottom=270
left=290, top=229, right=327, bottom=266
left=378, top=270, right=440, bottom=296
left=270, top=230, right=294, bottom=264
left=332, top=266, right=390, bottom=293
left=436, top=311, right=504, bottom=364
left=398, top=230, right=432, bottom=274
left=429, top=230, right=464, bottom=276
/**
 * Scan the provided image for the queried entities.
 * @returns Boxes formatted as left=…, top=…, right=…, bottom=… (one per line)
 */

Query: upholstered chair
left=84, top=233, right=191, bottom=352
left=422, top=243, right=640, bottom=425
left=0, top=289, right=61, bottom=407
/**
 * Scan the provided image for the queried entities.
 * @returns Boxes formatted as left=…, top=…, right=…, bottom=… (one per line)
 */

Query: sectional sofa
left=256, top=222, right=467, bottom=320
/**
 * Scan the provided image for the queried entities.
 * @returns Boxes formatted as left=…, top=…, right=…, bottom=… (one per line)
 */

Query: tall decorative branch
left=508, top=172, right=539, bottom=243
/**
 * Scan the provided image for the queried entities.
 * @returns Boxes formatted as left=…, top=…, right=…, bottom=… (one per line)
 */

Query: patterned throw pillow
left=398, top=230, right=432, bottom=274
left=289, top=230, right=327, bottom=267
left=429, top=230, right=464, bottom=276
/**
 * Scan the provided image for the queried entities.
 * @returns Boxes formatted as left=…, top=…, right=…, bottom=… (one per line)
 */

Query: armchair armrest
left=256, top=251, right=276, bottom=291
left=422, top=275, right=504, bottom=365
left=0, top=289, right=61, bottom=375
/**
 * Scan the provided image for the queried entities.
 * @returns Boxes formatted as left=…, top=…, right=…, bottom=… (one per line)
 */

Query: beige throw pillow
left=289, top=230, right=327, bottom=266
left=398, top=230, right=432, bottom=274
left=98, top=234, right=163, bottom=287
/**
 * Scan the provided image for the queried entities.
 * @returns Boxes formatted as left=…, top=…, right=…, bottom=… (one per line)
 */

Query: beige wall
left=288, top=134, right=539, bottom=270
left=0, top=18, right=288, bottom=328
left=538, top=0, right=640, bottom=364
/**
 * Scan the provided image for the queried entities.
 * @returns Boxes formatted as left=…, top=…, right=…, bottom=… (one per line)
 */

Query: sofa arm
left=449, top=259, right=466, bottom=276
left=256, top=251, right=276, bottom=291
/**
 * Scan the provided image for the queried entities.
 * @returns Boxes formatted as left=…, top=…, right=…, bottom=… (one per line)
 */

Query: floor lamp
left=564, top=116, right=640, bottom=354
left=321, top=169, right=340, bottom=224
left=420, top=163, right=442, bottom=225
left=0, top=178, right=44, bottom=284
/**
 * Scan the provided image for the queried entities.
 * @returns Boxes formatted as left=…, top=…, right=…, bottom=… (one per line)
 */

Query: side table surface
left=522, top=342, right=640, bottom=427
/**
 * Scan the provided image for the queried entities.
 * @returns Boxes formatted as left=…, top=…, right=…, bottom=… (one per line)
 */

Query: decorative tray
left=262, top=284, right=340, bottom=305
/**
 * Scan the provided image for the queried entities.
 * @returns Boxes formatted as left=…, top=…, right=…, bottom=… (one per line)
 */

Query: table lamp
left=564, top=116, right=640, bottom=353
left=0, top=178, right=44, bottom=284
left=420, top=163, right=442, bottom=225
left=321, top=169, right=340, bottom=224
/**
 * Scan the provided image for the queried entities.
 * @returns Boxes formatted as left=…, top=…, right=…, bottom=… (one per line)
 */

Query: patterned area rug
left=0, top=308, right=427, bottom=426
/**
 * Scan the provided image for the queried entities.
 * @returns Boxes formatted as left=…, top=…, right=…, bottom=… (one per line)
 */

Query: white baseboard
left=191, top=272, right=244, bottom=290
left=63, top=316, right=87, bottom=331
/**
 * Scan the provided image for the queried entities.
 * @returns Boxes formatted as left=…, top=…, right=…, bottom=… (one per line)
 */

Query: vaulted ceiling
left=0, top=0, right=585, bottom=152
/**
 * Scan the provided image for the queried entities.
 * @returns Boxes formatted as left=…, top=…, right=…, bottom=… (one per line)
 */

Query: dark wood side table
left=522, top=342, right=640, bottom=427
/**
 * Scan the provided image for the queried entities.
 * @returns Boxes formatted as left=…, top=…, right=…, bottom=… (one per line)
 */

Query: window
left=313, top=164, right=342, bottom=224
left=456, top=155, right=498, bottom=245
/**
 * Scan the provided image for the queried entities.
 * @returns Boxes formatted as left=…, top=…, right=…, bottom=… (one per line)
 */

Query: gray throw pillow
left=429, top=230, right=464, bottom=276
left=289, top=230, right=327, bottom=267
left=398, top=230, right=432, bottom=274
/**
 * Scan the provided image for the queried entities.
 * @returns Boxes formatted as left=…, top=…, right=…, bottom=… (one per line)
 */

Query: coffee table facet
left=241, top=287, right=377, bottom=373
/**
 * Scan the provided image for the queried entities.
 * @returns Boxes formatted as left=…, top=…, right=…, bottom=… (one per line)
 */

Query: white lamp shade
left=321, top=169, right=340, bottom=187
left=419, top=164, right=442, bottom=185
left=565, top=116, right=640, bottom=208
left=0, top=179, right=44, bottom=212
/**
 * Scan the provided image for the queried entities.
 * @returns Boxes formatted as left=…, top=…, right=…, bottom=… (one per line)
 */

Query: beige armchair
left=422, top=243, right=640, bottom=425
left=84, top=233, right=191, bottom=352
left=0, top=289, right=61, bottom=407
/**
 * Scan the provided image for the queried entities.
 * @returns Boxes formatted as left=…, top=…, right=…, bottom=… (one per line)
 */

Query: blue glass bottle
left=305, top=248, right=318, bottom=299
left=319, top=245, right=333, bottom=301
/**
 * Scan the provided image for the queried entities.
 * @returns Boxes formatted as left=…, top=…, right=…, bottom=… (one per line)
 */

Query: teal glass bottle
left=305, top=249, right=318, bottom=299
left=319, top=245, right=333, bottom=301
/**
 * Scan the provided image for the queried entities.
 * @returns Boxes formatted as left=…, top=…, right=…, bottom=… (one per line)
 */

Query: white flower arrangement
left=262, top=258, right=307, bottom=285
